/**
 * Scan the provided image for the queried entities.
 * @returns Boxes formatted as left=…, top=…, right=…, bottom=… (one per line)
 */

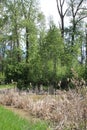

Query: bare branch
left=75, top=0, right=84, bottom=16
left=64, top=7, right=69, bottom=16
left=56, top=0, right=61, bottom=15
left=62, top=0, right=65, bottom=7
left=60, top=0, right=62, bottom=8
left=76, top=15, right=87, bottom=25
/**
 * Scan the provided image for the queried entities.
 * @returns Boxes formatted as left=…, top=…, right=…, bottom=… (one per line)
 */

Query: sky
left=39, top=0, right=70, bottom=27
left=40, top=0, right=59, bottom=26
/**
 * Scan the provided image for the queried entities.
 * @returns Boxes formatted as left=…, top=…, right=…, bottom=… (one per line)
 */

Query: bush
left=17, top=80, right=25, bottom=90
left=5, top=63, right=31, bottom=90
left=0, top=73, right=5, bottom=84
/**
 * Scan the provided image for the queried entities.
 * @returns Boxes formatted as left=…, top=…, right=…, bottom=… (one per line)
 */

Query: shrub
left=5, top=63, right=30, bottom=90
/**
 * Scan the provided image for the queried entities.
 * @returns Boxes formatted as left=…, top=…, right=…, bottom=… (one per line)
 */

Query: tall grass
left=0, top=106, right=49, bottom=130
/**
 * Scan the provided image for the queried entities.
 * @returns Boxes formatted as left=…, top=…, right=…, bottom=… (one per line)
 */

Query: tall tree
left=0, top=0, right=23, bottom=63
left=56, top=0, right=69, bottom=38
left=0, top=1, right=9, bottom=73
left=45, top=22, right=64, bottom=85
left=67, top=0, right=87, bottom=46
left=21, top=0, right=39, bottom=63
left=8, top=0, right=22, bottom=62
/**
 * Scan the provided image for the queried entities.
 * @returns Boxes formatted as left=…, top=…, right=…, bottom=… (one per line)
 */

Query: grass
left=0, top=106, right=50, bottom=130
left=0, top=84, right=14, bottom=89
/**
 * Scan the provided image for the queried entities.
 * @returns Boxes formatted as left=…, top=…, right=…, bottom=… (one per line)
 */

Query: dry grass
left=0, top=89, right=87, bottom=130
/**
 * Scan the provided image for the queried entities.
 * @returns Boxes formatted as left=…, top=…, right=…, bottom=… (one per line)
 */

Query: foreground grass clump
left=0, top=106, right=49, bottom=130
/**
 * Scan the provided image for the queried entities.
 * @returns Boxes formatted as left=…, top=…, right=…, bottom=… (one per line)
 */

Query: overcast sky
left=40, top=0, right=59, bottom=26
left=39, top=0, right=70, bottom=27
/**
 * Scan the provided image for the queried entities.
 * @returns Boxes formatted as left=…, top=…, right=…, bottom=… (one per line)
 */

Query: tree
left=67, top=0, right=87, bottom=46
left=21, top=0, right=41, bottom=63
left=56, top=0, right=69, bottom=38
left=45, top=22, right=64, bottom=86
left=4, top=0, right=23, bottom=63
left=0, top=1, right=9, bottom=73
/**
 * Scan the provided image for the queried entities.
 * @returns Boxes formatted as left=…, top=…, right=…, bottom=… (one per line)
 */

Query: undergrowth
left=0, top=69, right=87, bottom=130
left=0, top=89, right=87, bottom=130
left=0, top=84, right=14, bottom=89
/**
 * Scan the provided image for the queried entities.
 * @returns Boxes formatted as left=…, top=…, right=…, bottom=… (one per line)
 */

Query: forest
left=0, top=1, right=87, bottom=130
left=0, top=0, right=87, bottom=91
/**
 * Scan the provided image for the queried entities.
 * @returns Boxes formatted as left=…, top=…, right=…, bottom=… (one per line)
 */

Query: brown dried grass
left=0, top=89, right=87, bottom=130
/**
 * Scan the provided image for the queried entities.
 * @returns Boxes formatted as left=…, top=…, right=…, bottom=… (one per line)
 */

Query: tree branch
left=28, top=0, right=33, bottom=19
left=76, top=15, right=87, bottom=25
left=56, top=0, right=61, bottom=15
left=62, top=0, right=65, bottom=7
left=64, top=7, right=69, bottom=17
left=21, top=0, right=27, bottom=18
left=75, top=0, right=84, bottom=16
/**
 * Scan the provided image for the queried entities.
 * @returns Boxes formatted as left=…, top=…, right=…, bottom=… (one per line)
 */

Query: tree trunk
left=15, top=25, right=21, bottom=62
left=86, top=33, right=87, bottom=65
left=61, top=15, right=64, bottom=38
left=26, top=28, right=29, bottom=63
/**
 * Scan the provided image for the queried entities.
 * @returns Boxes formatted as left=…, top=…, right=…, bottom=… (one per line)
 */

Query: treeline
left=0, top=0, right=87, bottom=90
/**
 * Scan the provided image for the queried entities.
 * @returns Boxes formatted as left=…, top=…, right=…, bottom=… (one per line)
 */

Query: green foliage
left=0, top=73, right=5, bottom=84
left=0, top=0, right=87, bottom=90
left=5, top=63, right=29, bottom=83
left=0, top=84, right=14, bottom=89
left=38, top=23, right=65, bottom=87
left=45, top=23, right=64, bottom=60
